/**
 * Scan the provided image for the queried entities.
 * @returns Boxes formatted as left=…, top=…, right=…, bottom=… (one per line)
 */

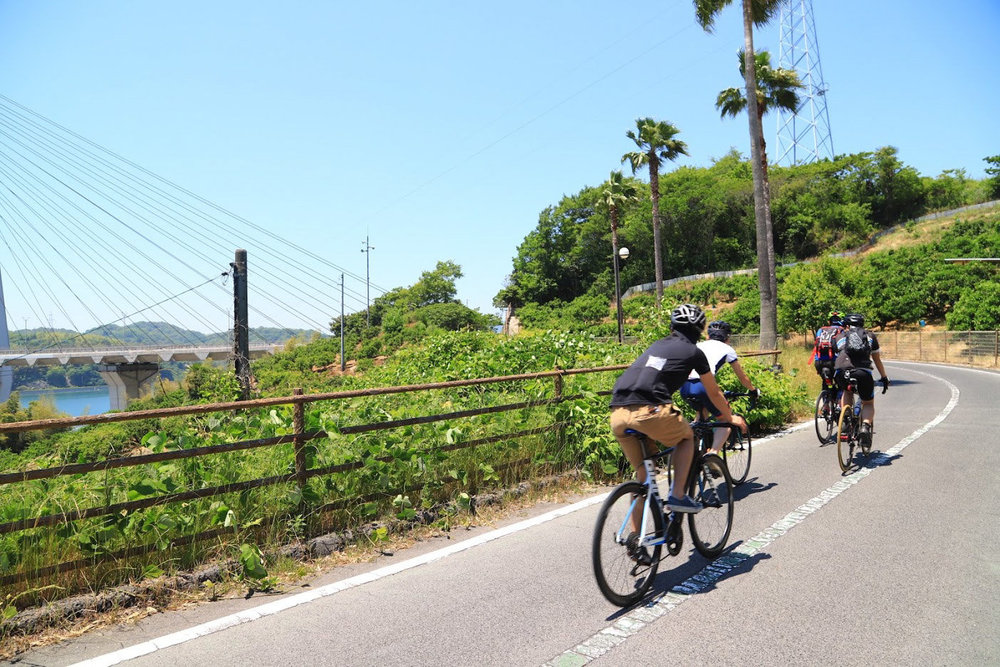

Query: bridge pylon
left=0, top=270, right=11, bottom=403
left=97, top=363, right=159, bottom=411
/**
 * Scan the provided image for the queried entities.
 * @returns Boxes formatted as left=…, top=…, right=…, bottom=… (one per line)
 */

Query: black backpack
left=844, top=326, right=871, bottom=364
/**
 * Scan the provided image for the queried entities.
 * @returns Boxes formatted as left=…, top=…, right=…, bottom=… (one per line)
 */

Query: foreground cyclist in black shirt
left=610, top=304, right=747, bottom=513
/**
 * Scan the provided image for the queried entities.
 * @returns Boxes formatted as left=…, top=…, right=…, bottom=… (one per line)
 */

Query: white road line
left=544, top=368, right=961, bottom=666
left=72, top=495, right=608, bottom=667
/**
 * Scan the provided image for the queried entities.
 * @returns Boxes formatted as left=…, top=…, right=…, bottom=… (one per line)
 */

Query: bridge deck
left=0, top=344, right=278, bottom=367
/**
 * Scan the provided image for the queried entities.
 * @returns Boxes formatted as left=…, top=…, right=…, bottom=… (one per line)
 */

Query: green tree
left=622, top=117, right=689, bottom=307
left=984, top=155, right=1000, bottom=199
left=696, top=0, right=784, bottom=349
left=409, top=260, right=463, bottom=307
left=45, top=368, right=68, bottom=388
left=947, top=282, right=1000, bottom=330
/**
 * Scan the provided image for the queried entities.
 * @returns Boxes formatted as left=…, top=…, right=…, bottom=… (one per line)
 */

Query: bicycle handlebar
left=724, top=390, right=758, bottom=410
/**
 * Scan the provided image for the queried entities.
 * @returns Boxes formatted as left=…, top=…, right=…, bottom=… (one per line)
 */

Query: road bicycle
left=698, top=391, right=756, bottom=486
left=592, top=423, right=735, bottom=607
left=814, top=373, right=841, bottom=445
left=836, top=370, right=871, bottom=471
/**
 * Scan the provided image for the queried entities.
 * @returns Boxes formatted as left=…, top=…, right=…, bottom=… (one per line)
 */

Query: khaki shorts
left=610, top=403, right=692, bottom=454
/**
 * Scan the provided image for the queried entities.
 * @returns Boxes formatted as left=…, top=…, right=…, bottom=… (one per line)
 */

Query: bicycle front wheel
left=723, top=429, right=751, bottom=485
left=687, top=454, right=733, bottom=558
left=837, top=408, right=855, bottom=472
left=814, top=392, right=835, bottom=444
left=592, top=482, right=663, bottom=607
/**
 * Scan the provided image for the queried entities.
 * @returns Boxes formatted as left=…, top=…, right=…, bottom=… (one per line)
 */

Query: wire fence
left=742, top=330, right=1000, bottom=369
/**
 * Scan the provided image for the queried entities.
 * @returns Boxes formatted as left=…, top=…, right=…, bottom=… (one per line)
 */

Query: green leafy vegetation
left=0, top=324, right=799, bottom=608
left=496, top=148, right=997, bottom=316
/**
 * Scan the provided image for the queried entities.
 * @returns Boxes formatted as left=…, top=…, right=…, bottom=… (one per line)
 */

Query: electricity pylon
left=776, top=0, right=834, bottom=166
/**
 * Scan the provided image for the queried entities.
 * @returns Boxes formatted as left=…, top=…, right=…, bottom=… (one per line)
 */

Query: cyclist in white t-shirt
left=679, top=321, right=758, bottom=455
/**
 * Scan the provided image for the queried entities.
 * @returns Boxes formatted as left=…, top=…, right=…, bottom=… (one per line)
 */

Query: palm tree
left=695, top=0, right=784, bottom=349
left=599, top=171, right=639, bottom=342
left=717, top=49, right=803, bottom=331
left=716, top=49, right=802, bottom=170
left=622, top=118, right=689, bottom=308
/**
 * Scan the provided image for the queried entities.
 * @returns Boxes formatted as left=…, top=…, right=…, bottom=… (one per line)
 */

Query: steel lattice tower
left=776, top=0, right=834, bottom=165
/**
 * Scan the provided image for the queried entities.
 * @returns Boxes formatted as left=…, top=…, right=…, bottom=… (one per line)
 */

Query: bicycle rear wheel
left=723, top=429, right=751, bottom=485
left=837, top=408, right=856, bottom=472
left=814, top=391, right=835, bottom=444
left=592, top=482, right=663, bottom=607
left=687, top=454, right=733, bottom=558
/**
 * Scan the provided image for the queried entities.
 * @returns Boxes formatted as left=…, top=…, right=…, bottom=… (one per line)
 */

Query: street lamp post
left=614, top=246, right=630, bottom=343
left=361, top=236, right=375, bottom=326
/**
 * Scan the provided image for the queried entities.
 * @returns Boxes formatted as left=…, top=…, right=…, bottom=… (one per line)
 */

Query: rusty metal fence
left=0, top=366, right=623, bottom=590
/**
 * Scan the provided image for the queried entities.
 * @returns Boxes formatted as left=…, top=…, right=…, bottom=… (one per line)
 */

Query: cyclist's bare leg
left=670, top=436, right=695, bottom=500
left=615, top=432, right=648, bottom=533
left=707, top=427, right=728, bottom=455
left=840, top=389, right=854, bottom=413
left=861, top=399, right=875, bottom=427
left=617, top=432, right=648, bottom=484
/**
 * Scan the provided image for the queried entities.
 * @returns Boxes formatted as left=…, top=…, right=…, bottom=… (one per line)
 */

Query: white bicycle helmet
left=670, top=303, right=706, bottom=331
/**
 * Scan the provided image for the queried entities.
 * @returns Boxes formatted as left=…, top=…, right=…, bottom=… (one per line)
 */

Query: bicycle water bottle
left=853, top=403, right=861, bottom=417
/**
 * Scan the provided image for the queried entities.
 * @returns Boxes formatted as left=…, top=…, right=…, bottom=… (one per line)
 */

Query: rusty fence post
left=553, top=366, right=565, bottom=450
left=293, top=388, right=306, bottom=491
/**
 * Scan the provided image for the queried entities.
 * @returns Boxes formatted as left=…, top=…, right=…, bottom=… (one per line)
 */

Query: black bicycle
left=592, top=425, right=735, bottom=607
left=694, top=391, right=756, bottom=485
left=836, top=370, right=870, bottom=471
left=814, top=374, right=840, bottom=445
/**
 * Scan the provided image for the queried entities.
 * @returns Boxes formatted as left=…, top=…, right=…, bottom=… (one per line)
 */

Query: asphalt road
left=8, top=361, right=999, bottom=667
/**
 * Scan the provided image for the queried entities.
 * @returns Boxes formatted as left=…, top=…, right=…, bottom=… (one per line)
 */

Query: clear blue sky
left=0, top=0, right=997, bottom=334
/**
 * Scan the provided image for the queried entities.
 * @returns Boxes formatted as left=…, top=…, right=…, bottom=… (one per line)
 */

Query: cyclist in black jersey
left=610, top=304, right=747, bottom=513
left=833, top=312, right=890, bottom=448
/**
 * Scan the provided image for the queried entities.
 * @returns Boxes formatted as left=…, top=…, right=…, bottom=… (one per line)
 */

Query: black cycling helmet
left=827, top=310, right=843, bottom=326
left=707, top=320, right=732, bottom=342
left=670, top=303, right=707, bottom=339
left=843, top=313, right=864, bottom=328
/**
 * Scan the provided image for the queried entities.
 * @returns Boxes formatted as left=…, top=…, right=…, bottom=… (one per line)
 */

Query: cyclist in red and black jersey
left=610, top=304, right=747, bottom=513
left=812, top=310, right=844, bottom=387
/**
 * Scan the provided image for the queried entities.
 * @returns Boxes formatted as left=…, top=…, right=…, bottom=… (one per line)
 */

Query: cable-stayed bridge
left=0, top=343, right=278, bottom=410
left=0, top=94, right=390, bottom=410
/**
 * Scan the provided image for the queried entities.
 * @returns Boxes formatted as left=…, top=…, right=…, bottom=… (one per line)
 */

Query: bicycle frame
left=626, top=447, right=674, bottom=550
left=839, top=374, right=863, bottom=416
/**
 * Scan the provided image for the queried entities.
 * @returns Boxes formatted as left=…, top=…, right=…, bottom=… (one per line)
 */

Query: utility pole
left=361, top=236, right=375, bottom=326
left=231, top=249, right=251, bottom=400
left=340, top=273, right=346, bottom=372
